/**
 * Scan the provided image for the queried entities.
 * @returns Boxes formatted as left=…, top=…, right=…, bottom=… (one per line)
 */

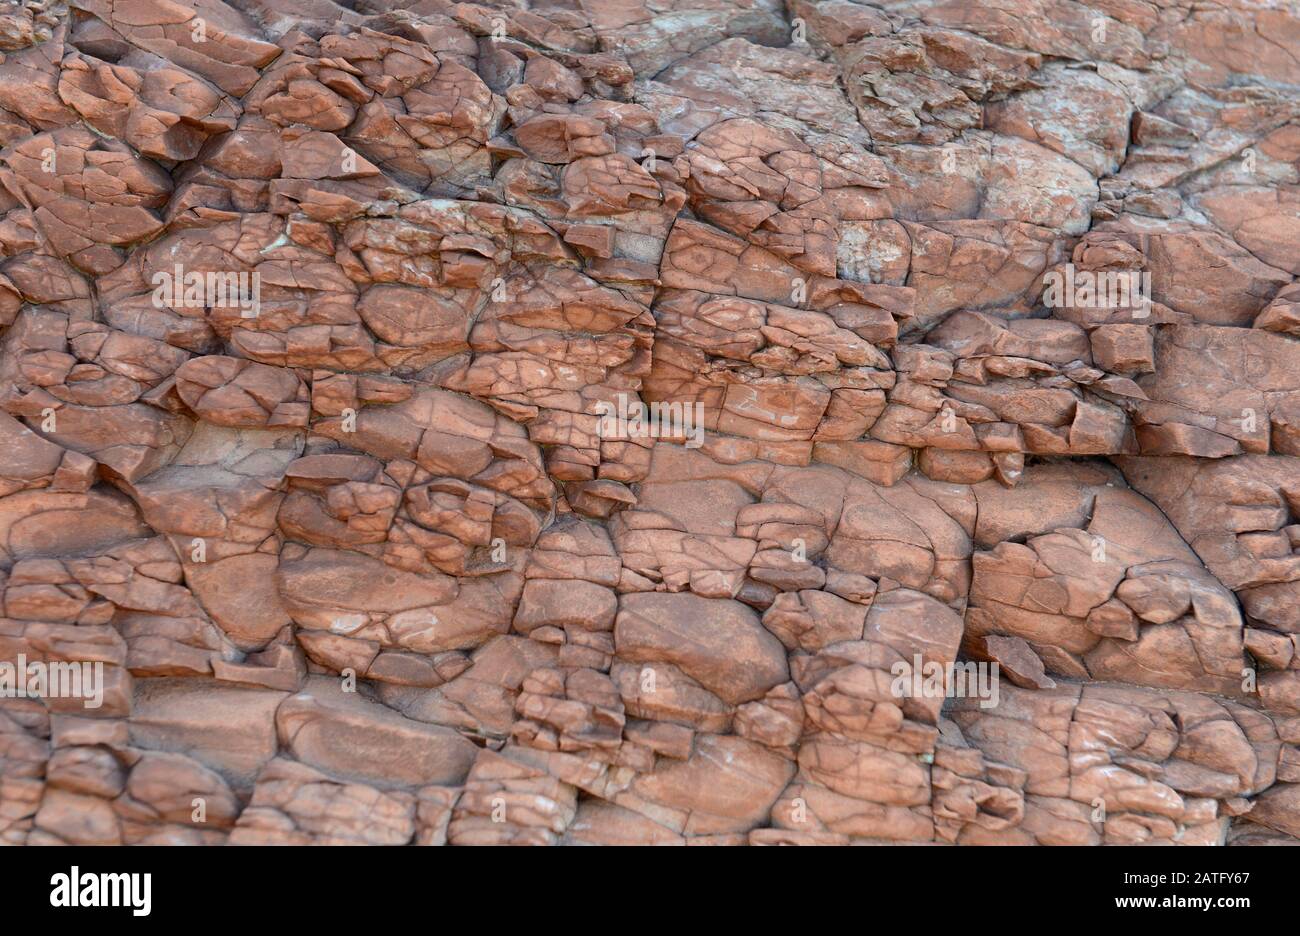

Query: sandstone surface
left=0, top=0, right=1297, bottom=847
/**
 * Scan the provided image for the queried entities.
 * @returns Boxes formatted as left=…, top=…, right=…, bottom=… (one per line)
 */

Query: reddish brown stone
left=1, top=0, right=1297, bottom=850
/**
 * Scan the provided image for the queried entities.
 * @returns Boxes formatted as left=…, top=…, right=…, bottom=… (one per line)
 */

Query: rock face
left=0, top=0, right=1297, bottom=847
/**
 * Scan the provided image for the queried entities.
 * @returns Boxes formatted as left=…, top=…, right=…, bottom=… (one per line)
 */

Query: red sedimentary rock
left=0, top=0, right=1297, bottom=846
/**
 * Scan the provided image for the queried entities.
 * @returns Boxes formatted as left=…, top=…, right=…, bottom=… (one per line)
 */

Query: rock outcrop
left=1, top=0, right=1298, bottom=847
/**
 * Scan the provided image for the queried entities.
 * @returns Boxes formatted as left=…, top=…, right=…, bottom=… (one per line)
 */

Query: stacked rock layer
left=1, top=0, right=1299, bottom=845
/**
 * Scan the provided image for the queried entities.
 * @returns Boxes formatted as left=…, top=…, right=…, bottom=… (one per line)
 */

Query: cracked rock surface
left=1, top=0, right=1299, bottom=846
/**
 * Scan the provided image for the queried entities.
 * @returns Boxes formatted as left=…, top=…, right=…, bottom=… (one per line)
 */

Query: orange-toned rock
left=1, top=0, right=1298, bottom=850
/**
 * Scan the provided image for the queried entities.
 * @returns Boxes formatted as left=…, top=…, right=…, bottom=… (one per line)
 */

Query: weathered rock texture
left=1, top=0, right=1298, bottom=846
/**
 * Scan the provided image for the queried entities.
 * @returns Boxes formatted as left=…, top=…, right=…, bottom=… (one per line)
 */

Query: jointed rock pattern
left=1, top=0, right=1299, bottom=846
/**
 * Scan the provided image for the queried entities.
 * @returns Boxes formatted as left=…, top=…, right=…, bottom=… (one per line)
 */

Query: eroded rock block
left=0, top=0, right=1296, bottom=849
